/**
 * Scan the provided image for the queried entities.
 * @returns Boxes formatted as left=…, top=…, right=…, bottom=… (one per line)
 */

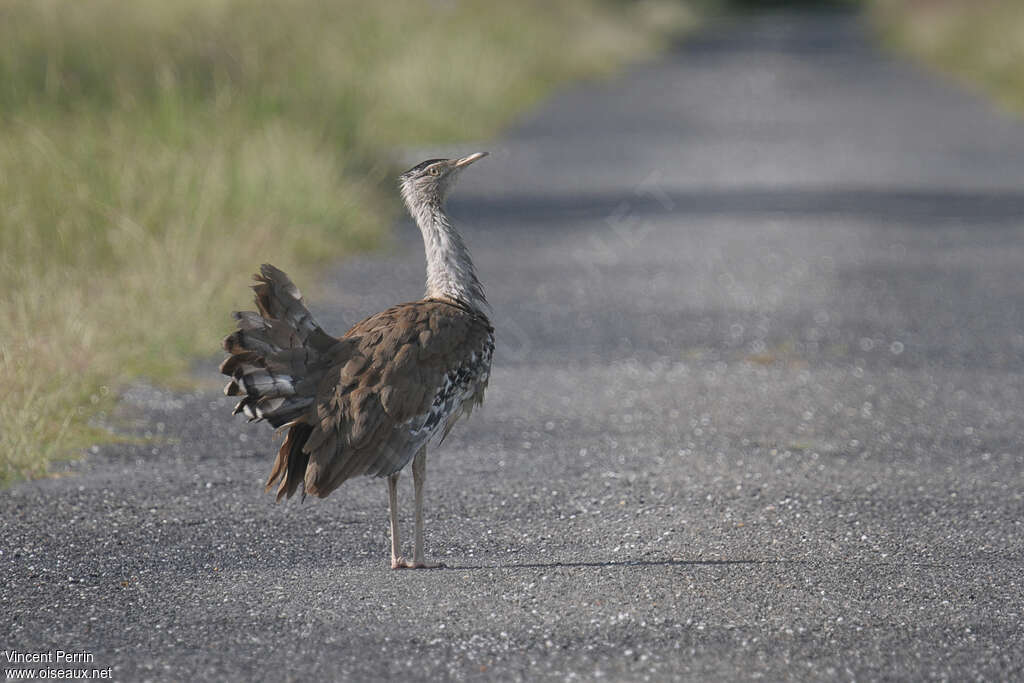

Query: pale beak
left=454, top=151, right=488, bottom=168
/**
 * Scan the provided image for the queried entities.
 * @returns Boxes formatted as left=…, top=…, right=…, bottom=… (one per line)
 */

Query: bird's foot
left=391, top=557, right=445, bottom=570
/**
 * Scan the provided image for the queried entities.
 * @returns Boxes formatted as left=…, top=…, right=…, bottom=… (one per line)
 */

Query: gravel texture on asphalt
left=3, top=9, right=1024, bottom=682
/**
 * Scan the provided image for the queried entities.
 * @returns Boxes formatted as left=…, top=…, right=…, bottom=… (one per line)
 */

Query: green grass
left=869, top=0, right=1024, bottom=116
left=0, top=0, right=699, bottom=483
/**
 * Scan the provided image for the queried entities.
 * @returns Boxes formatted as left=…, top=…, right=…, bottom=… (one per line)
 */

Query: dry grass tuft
left=869, top=0, right=1024, bottom=115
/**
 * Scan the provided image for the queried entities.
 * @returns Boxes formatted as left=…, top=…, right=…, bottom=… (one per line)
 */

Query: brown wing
left=267, top=298, right=493, bottom=500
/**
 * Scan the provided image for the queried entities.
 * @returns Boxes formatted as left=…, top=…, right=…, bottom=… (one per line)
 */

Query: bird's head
left=399, top=152, right=488, bottom=212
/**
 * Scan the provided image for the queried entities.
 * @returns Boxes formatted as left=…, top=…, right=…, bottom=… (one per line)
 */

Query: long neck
left=410, top=199, right=487, bottom=313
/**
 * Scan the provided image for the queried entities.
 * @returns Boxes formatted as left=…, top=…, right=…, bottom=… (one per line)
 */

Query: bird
left=219, top=152, right=494, bottom=569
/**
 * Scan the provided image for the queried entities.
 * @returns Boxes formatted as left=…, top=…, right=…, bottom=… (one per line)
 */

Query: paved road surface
left=4, top=9, right=1024, bottom=681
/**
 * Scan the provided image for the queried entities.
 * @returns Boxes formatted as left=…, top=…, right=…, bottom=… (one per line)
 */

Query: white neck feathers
left=409, top=199, right=487, bottom=313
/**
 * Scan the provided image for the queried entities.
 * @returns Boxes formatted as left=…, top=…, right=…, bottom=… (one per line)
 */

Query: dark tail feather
left=265, top=423, right=314, bottom=501
left=220, top=264, right=335, bottom=428
left=251, top=264, right=337, bottom=352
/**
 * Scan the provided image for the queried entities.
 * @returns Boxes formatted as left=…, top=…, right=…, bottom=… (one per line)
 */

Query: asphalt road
left=4, top=9, right=1024, bottom=682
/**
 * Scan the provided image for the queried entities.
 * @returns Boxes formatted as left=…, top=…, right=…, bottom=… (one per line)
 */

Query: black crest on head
left=401, top=158, right=447, bottom=178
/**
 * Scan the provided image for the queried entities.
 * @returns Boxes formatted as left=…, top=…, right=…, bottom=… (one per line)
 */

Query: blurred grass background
left=11, top=0, right=1014, bottom=485
left=869, top=0, right=1024, bottom=116
left=0, top=0, right=699, bottom=483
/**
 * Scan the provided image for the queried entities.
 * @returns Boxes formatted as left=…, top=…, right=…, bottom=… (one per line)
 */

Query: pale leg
left=390, top=449, right=443, bottom=569
left=411, top=447, right=443, bottom=568
left=388, top=472, right=404, bottom=569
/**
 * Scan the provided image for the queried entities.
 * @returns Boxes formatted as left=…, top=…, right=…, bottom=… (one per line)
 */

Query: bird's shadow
left=440, top=558, right=793, bottom=571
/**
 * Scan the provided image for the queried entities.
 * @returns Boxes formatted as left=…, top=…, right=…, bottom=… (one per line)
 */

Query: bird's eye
left=428, top=166, right=440, bottom=176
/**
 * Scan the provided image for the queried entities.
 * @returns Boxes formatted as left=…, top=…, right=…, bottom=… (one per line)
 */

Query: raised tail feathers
left=221, top=265, right=341, bottom=501
left=220, top=264, right=333, bottom=428
left=250, top=264, right=330, bottom=345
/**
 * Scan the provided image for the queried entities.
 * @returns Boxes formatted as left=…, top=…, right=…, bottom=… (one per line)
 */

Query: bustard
left=220, top=152, right=493, bottom=569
